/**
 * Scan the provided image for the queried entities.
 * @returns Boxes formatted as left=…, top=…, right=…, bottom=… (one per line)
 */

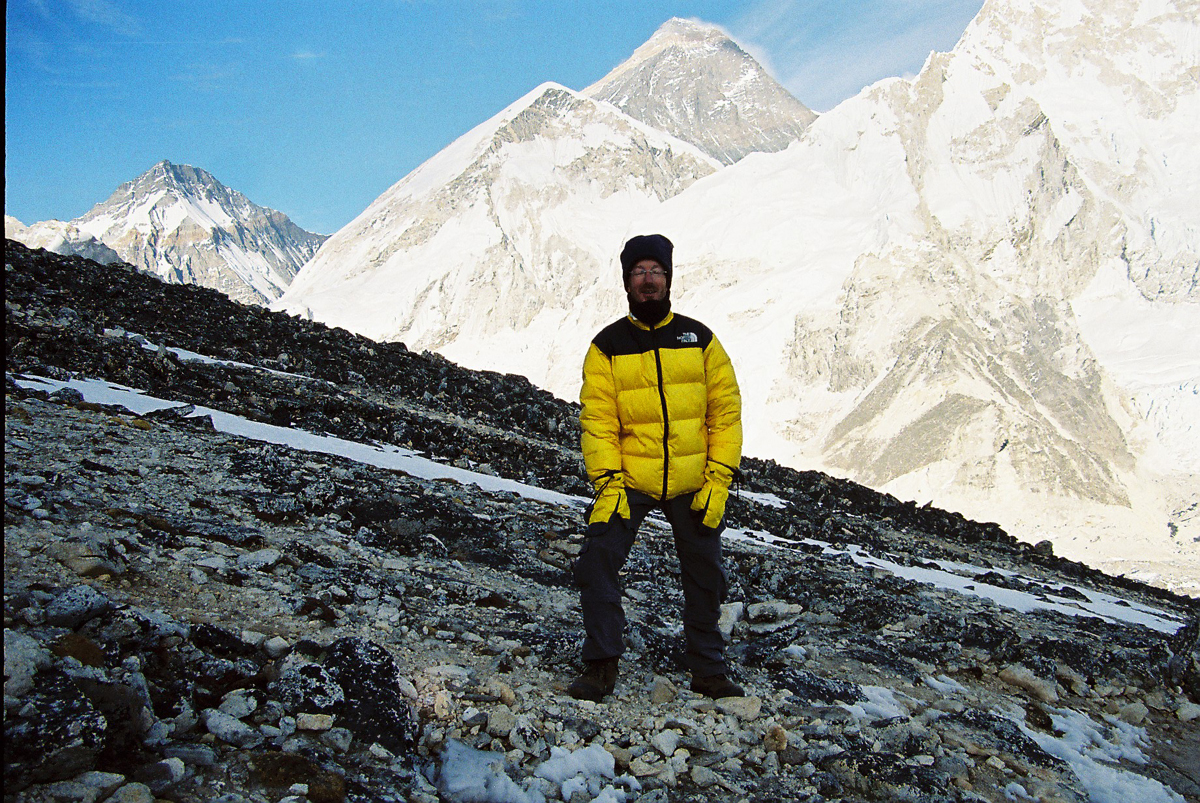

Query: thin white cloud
left=291, top=50, right=326, bottom=60
left=730, top=0, right=984, bottom=111
left=170, top=62, right=240, bottom=92
left=68, top=0, right=141, bottom=37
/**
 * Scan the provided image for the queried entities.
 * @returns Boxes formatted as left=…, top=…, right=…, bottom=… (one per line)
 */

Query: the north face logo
left=678, top=332, right=698, bottom=344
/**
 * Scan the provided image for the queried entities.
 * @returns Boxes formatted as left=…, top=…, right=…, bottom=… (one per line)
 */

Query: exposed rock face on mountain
left=5, top=215, right=122, bottom=266
left=6, top=242, right=1200, bottom=802
left=277, top=0, right=1199, bottom=592
left=583, top=18, right=816, bottom=164
left=67, top=161, right=326, bottom=306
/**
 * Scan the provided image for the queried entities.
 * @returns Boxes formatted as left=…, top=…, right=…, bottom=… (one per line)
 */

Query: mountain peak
left=138, top=160, right=220, bottom=195
left=645, top=17, right=729, bottom=47
left=584, top=17, right=815, bottom=164
left=70, top=162, right=326, bottom=305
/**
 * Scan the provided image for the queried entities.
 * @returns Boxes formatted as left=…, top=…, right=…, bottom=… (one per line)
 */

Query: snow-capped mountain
left=278, top=82, right=718, bottom=391
left=584, top=17, right=816, bottom=164
left=5, top=215, right=123, bottom=265
left=276, top=0, right=1198, bottom=589
left=68, top=161, right=326, bottom=305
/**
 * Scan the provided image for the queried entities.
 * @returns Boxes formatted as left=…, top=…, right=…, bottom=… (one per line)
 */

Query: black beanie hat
left=620, top=234, right=673, bottom=289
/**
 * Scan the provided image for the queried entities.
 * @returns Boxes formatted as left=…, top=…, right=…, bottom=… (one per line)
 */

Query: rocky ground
left=4, top=239, right=1199, bottom=803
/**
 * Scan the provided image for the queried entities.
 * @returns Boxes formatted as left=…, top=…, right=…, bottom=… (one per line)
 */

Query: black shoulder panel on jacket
left=592, top=318, right=636, bottom=357
left=592, top=314, right=713, bottom=357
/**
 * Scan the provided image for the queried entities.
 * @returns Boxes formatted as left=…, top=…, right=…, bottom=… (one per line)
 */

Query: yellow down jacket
left=580, top=311, right=742, bottom=527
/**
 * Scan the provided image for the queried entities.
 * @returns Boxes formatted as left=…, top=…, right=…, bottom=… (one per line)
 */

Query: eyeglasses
left=630, top=267, right=666, bottom=279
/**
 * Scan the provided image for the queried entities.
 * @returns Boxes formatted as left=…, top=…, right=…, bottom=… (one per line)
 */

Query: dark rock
left=192, top=622, right=257, bottom=658
left=296, top=595, right=340, bottom=623
left=324, top=638, right=418, bottom=756
left=44, top=583, right=112, bottom=628
left=819, top=749, right=952, bottom=799
left=951, top=708, right=1063, bottom=769
left=250, top=751, right=347, bottom=803
left=164, top=743, right=218, bottom=766
left=70, top=673, right=154, bottom=769
left=184, top=519, right=266, bottom=547
left=1167, top=616, right=1200, bottom=700
left=562, top=717, right=602, bottom=742
left=134, top=757, right=187, bottom=793
left=840, top=639, right=922, bottom=683
left=273, top=662, right=345, bottom=713
left=51, top=631, right=107, bottom=667
left=4, top=669, right=108, bottom=792
left=775, top=668, right=865, bottom=704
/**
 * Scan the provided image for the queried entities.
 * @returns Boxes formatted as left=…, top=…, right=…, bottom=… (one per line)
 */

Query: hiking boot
left=691, top=673, right=745, bottom=699
left=567, top=657, right=619, bottom=702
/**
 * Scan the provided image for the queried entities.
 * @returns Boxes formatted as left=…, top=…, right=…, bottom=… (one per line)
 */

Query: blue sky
left=5, top=1, right=983, bottom=235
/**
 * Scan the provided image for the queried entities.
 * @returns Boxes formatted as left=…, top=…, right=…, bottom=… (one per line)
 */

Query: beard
left=628, top=293, right=671, bottom=325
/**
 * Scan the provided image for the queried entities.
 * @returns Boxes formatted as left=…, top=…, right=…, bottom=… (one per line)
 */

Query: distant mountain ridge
left=10, top=161, right=326, bottom=306
left=5, top=215, right=122, bottom=266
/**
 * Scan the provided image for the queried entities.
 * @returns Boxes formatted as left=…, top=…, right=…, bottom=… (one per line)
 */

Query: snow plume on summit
left=72, top=161, right=326, bottom=305
left=277, top=82, right=719, bottom=394
left=585, top=17, right=816, bottom=164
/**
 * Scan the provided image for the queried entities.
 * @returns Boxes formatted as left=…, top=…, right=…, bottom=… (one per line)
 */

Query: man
left=569, top=233, right=744, bottom=702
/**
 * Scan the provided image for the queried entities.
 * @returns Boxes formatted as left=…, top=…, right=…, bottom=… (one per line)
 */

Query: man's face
left=629, top=259, right=667, bottom=302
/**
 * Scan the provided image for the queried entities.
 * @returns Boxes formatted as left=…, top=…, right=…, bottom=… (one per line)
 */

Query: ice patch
left=437, top=740, right=542, bottom=803
left=737, top=490, right=787, bottom=508
left=436, top=740, right=639, bottom=803
left=839, top=685, right=911, bottom=722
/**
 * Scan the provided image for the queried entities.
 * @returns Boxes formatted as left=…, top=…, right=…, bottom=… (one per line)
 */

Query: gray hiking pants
left=574, top=489, right=729, bottom=677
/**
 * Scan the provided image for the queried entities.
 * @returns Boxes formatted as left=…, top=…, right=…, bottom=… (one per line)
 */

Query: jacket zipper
left=652, top=323, right=670, bottom=501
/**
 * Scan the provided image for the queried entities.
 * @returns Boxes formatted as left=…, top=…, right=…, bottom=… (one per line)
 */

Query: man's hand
left=689, top=482, right=728, bottom=531
left=587, top=484, right=630, bottom=528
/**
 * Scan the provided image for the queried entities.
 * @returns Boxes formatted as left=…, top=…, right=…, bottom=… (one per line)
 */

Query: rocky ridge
left=5, top=240, right=1200, bottom=803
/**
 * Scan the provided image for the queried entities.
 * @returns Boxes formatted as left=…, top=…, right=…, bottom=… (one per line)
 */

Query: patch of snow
left=736, top=490, right=787, bottom=508
left=13, top=374, right=580, bottom=508
left=435, top=739, right=638, bottom=803
left=839, top=685, right=912, bottom=722
left=1019, top=707, right=1187, bottom=803
left=723, top=528, right=1186, bottom=634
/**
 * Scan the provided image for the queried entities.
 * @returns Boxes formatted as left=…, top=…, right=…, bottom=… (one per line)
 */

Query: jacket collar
left=627, top=311, right=674, bottom=331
